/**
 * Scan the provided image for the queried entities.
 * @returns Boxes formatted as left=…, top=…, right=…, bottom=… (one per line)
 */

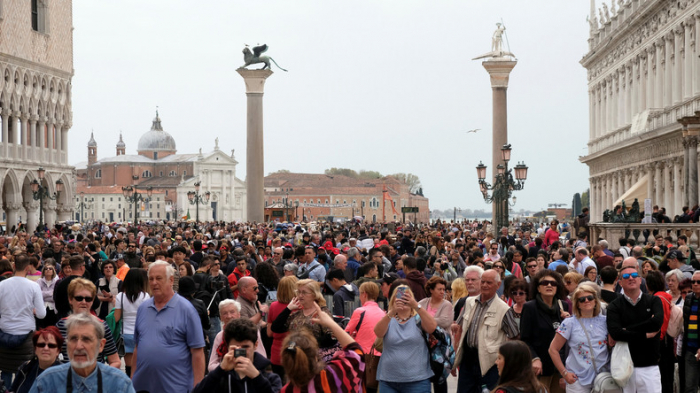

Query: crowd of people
left=0, top=214, right=697, bottom=392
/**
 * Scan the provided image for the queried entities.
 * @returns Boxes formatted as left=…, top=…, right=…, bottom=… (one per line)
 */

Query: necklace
left=395, top=314, right=411, bottom=323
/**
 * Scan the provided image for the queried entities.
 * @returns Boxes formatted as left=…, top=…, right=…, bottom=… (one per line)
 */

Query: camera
left=440, top=263, right=449, bottom=271
left=234, top=348, right=246, bottom=358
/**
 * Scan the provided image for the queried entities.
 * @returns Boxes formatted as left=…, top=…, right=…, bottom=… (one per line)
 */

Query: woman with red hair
left=10, top=327, right=63, bottom=393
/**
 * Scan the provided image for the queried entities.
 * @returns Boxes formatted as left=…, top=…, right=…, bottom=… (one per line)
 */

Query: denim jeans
left=207, top=316, right=221, bottom=350
left=684, top=351, right=700, bottom=393
left=378, top=378, right=431, bottom=393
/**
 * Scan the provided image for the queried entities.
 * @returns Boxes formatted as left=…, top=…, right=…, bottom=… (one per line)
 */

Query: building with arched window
left=0, top=0, right=76, bottom=231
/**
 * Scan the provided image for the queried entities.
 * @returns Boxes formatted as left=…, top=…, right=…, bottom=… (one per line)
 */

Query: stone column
left=646, top=47, right=654, bottom=109
left=38, top=118, right=46, bottom=163
left=695, top=13, right=700, bottom=96
left=674, top=27, right=683, bottom=105
left=684, top=138, right=691, bottom=207
left=29, top=115, right=37, bottom=162
left=646, top=163, right=655, bottom=204
left=665, top=159, right=673, bottom=212
left=4, top=203, right=21, bottom=229
left=665, top=33, right=674, bottom=108
left=20, top=115, right=27, bottom=160
left=47, top=121, right=54, bottom=163
left=601, top=81, right=608, bottom=135
left=612, top=75, right=619, bottom=130
left=24, top=202, right=38, bottom=235
left=589, top=89, right=595, bottom=140
left=626, top=63, right=633, bottom=124
left=480, top=59, right=517, bottom=229
left=1, top=109, right=9, bottom=158
left=685, top=18, right=694, bottom=100
left=237, top=68, right=273, bottom=223
left=674, top=157, right=684, bottom=215
left=44, top=201, right=57, bottom=227
left=655, top=163, right=662, bottom=207
left=596, top=85, right=602, bottom=138
left=655, top=40, right=664, bottom=108
left=689, top=136, right=699, bottom=207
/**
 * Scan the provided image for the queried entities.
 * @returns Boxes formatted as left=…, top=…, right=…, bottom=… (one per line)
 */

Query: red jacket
left=654, top=291, right=671, bottom=339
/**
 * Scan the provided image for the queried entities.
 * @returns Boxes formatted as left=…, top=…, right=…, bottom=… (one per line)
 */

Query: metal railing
left=588, top=222, right=700, bottom=250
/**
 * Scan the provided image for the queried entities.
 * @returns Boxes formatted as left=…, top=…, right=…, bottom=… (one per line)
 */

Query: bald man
left=614, top=257, right=649, bottom=294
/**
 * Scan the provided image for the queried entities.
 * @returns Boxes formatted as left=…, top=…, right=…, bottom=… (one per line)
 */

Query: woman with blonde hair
left=451, top=278, right=468, bottom=306
left=563, top=271, right=584, bottom=298
left=271, top=279, right=340, bottom=362
left=267, top=275, right=298, bottom=379
left=549, top=282, right=609, bottom=392
left=374, top=284, right=437, bottom=393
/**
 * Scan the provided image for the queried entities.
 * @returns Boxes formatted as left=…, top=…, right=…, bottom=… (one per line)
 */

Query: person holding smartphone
left=193, top=318, right=281, bottom=393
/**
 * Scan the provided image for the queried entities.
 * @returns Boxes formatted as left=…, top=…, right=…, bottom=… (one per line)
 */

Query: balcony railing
left=589, top=223, right=700, bottom=250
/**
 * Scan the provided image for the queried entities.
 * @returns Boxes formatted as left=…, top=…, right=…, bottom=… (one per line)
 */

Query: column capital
left=480, top=60, right=518, bottom=89
left=1, top=108, right=11, bottom=117
left=675, top=25, right=685, bottom=36
left=30, top=114, right=39, bottom=122
left=236, top=69, right=273, bottom=94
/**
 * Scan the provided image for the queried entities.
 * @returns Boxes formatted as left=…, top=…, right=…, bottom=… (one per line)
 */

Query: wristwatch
left=416, top=304, right=422, bottom=310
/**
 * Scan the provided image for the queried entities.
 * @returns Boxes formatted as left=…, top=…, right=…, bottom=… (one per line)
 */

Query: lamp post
left=476, top=144, right=528, bottom=234
left=187, top=181, right=210, bottom=223
left=122, top=175, right=152, bottom=225
left=285, top=192, right=289, bottom=222
left=453, top=207, right=461, bottom=222
left=30, top=167, right=63, bottom=230
left=76, top=192, right=94, bottom=223
left=294, top=201, right=299, bottom=221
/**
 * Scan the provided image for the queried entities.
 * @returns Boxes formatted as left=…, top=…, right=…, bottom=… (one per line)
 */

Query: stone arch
left=1, top=168, right=21, bottom=206
left=53, top=103, right=61, bottom=122
left=40, top=76, right=47, bottom=100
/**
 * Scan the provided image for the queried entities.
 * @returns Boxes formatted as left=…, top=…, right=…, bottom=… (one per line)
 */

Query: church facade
left=76, top=113, right=247, bottom=222
left=581, top=0, right=700, bottom=222
left=0, top=0, right=76, bottom=231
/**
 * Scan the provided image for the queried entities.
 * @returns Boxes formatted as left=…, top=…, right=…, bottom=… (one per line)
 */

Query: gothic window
left=169, top=171, right=176, bottom=177
left=142, top=170, right=152, bottom=178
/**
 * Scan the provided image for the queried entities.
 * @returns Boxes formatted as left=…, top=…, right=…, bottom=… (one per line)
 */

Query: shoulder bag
left=576, top=317, right=621, bottom=392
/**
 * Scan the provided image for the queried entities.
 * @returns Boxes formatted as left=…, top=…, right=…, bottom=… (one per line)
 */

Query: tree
left=581, top=188, right=590, bottom=208
left=268, top=169, right=290, bottom=175
left=324, top=168, right=359, bottom=178
left=357, top=170, right=383, bottom=179
left=389, top=172, right=423, bottom=193
left=572, top=193, right=582, bottom=217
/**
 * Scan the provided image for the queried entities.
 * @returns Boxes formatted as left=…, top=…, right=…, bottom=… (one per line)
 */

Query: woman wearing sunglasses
left=548, top=282, right=609, bottom=393
left=508, top=278, right=529, bottom=332
left=55, top=278, right=121, bottom=368
left=521, top=270, right=570, bottom=393
left=10, top=327, right=63, bottom=393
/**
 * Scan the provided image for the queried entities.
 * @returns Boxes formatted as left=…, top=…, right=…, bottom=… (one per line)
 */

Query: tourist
left=10, top=327, right=63, bottom=393
left=492, top=341, right=546, bottom=393
left=114, top=269, right=150, bottom=377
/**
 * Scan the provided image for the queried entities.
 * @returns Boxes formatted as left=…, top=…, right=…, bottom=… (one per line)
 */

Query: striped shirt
left=688, top=298, right=700, bottom=350
left=465, top=295, right=519, bottom=348
left=281, top=342, right=365, bottom=393
left=56, top=316, right=118, bottom=364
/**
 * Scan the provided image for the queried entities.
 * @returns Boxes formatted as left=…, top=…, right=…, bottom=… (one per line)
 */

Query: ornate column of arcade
left=44, top=201, right=57, bottom=227
left=674, top=157, right=684, bottom=215
left=665, top=33, right=674, bottom=108
left=38, top=117, right=46, bottom=164
left=29, top=115, right=37, bottom=163
left=237, top=68, right=273, bottom=223
left=1, top=108, right=9, bottom=158
left=4, top=203, right=21, bottom=231
left=646, top=163, right=655, bottom=204
left=631, top=57, right=638, bottom=117
left=24, top=201, right=38, bottom=235
left=684, top=18, right=694, bottom=101
left=589, top=177, right=596, bottom=221
left=20, top=114, right=28, bottom=161
left=664, top=159, right=674, bottom=213
left=674, top=27, right=683, bottom=105
left=646, top=48, right=654, bottom=109
left=694, top=13, right=700, bottom=96
left=612, top=74, right=619, bottom=130
left=655, top=40, right=664, bottom=108
left=655, top=163, right=663, bottom=207
left=589, top=89, right=596, bottom=140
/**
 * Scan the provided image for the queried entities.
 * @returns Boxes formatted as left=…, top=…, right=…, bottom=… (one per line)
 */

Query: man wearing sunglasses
left=607, top=265, right=664, bottom=393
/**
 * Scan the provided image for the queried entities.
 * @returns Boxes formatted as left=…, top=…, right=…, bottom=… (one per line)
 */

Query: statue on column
left=473, top=23, right=516, bottom=60
left=238, top=44, right=288, bottom=71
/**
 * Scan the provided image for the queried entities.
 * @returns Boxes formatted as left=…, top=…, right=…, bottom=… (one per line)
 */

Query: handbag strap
left=355, top=311, right=366, bottom=333
left=575, top=317, right=598, bottom=371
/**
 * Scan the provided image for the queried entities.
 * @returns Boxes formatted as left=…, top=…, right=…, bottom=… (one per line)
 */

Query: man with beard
left=29, top=313, right=134, bottom=392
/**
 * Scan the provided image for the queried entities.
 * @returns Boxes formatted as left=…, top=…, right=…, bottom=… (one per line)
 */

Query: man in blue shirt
left=346, top=247, right=362, bottom=280
left=131, top=261, right=206, bottom=392
left=297, top=247, right=326, bottom=283
left=547, top=248, right=569, bottom=271
left=30, top=313, right=135, bottom=393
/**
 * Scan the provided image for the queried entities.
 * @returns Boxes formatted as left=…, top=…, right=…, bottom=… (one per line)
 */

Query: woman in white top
left=36, top=259, right=59, bottom=328
left=96, top=260, right=121, bottom=319
left=114, top=268, right=150, bottom=377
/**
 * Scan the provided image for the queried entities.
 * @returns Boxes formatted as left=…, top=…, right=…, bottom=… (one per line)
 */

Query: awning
left=614, top=173, right=649, bottom=207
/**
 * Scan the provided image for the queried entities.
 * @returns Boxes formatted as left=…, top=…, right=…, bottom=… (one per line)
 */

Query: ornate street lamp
left=31, top=167, right=63, bottom=231
left=76, top=192, right=94, bottom=223
left=187, top=181, right=210, bottom=223
left=122, top=175, right=152, bottom=225
left=476, top=144, right=528, bottom=233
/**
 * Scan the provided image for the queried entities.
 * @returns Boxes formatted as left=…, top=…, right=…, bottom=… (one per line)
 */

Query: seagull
left=465, top=129, right=481, bottom=134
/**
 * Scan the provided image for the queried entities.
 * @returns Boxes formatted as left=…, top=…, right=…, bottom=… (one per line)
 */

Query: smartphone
left=396, top=287, right=406, bottom=300
left=234, top=348, right=246, bottom=358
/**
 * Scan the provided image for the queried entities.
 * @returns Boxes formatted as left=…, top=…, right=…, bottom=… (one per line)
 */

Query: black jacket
left=11, top=356, right=61, bottom=393
left=520, top=298, right=568, bottom=377
left=192, top=352, right=282, bottom=393
left=607, top=292, right=664, bottom=367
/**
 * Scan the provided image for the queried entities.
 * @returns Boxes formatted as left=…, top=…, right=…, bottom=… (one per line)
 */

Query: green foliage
left=324, top=168, right=359, bottom=177
left=389, top=173, right=423, bottom=193
left=581, top=189, right=590, bottom=208
left=269, top=169, right=290, bottom=175
left=358, top=170, right=383, bottom=179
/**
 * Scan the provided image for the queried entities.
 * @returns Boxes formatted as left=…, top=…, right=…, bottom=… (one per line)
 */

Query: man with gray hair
left=333, top=254, right=354, bottom=284
left=600, top=239, right=614, bottom=257
left=346, top=247, right=361, bottom=280
left=29, top=313, right=135, bottom=392
left=132, top=261, right=206, bottom=392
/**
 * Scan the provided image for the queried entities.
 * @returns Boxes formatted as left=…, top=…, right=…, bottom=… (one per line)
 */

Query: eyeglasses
left=621, top=272, right=639, bottom=280
left=252, top=286, right=259, bottom=291
left=578, top=295, right=595, bottom=303
left=511, top=291, right=527, bottom=296
left=35, top=342, right=58, bottom=349
left=73, top=296, right=93, bottom=303
left=539, top=280, right=557, bottom=287
left=692, top=280, right=700, bottom=285
left=526, top=264, right=537, bottom=269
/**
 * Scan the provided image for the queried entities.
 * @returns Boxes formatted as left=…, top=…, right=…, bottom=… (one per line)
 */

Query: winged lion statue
left=238, top=44, right=288, bottom=72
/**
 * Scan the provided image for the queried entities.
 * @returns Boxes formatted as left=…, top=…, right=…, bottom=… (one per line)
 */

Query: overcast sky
left=71, top=1, right=593, bottom=213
